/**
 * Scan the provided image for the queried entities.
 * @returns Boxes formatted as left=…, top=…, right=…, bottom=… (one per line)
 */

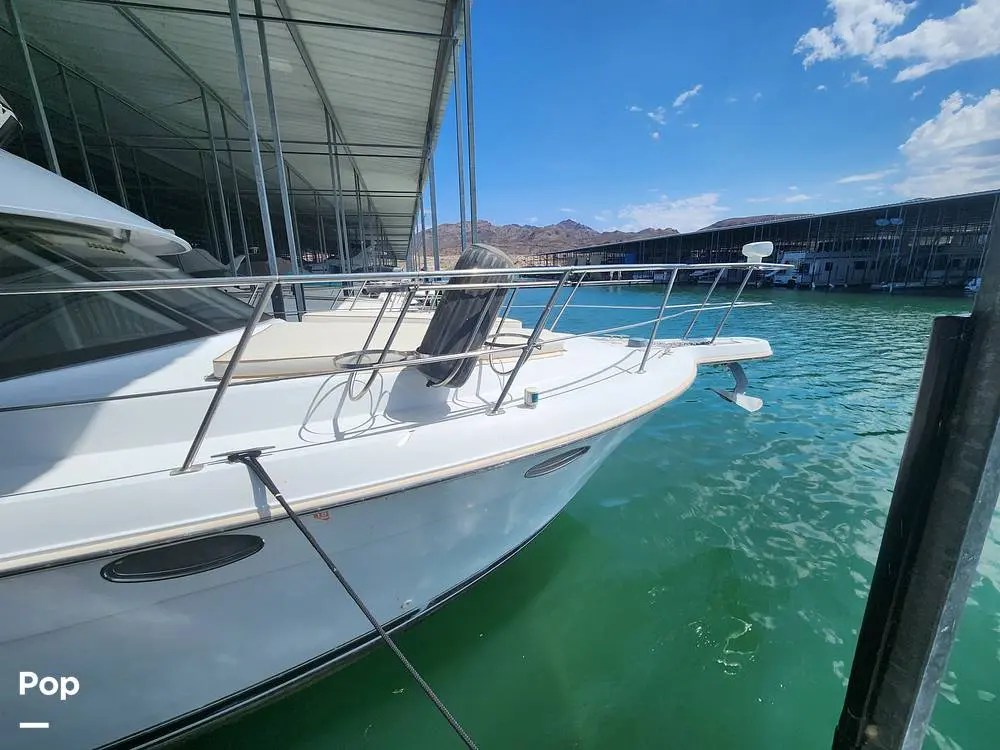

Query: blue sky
left=427, top=0, right=1000, bottom=232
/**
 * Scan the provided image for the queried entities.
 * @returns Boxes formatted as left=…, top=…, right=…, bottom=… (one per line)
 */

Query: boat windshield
left=0, top=214, right=258, bottom=380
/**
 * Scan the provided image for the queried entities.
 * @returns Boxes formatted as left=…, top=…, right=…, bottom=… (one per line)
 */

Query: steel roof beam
left=87, top=143, right=428, bottom=159
left=271, top=0, right=386, bottom=247
left=114, top=6, right=321, bottom=206
left=66, top=0, right=456, bottom=40
left=5, top=0, right=61, bottom=174
left=409, top=0, right=460, bottom=250
left=91, top=134, right=426, bottom=150
left=0, top=21, right=227, bottom=189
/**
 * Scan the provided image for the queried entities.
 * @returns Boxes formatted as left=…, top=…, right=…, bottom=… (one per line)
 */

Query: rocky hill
left=414, top=219, right=677, bottom=260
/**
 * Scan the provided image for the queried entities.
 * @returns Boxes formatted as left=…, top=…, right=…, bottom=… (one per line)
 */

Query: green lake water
left=184, top=286, right=998, bottom=750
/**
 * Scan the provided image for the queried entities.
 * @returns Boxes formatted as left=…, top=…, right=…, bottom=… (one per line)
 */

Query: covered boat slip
left=0, top=0, right=468, bottom=289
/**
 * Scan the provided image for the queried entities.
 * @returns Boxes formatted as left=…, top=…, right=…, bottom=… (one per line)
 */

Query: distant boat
left=965, top=277, right=981, bottom=295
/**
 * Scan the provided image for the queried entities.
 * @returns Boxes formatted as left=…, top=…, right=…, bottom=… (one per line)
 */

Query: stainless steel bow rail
left=0, top=260, right=788, bottom=473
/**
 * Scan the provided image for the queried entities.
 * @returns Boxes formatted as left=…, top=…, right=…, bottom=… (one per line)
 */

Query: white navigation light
left=741, top=241, right=773, bottom=264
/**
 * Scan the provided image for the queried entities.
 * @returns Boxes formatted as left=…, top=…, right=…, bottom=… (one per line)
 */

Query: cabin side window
left=0, top=216, right=255, bottom=380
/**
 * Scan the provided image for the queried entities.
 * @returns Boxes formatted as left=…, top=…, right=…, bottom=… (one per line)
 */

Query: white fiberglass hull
left=0, top=421, right=640, bottom=750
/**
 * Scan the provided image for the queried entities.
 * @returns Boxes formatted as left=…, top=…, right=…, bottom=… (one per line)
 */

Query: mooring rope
left=228, top=450, right=479, bottom=750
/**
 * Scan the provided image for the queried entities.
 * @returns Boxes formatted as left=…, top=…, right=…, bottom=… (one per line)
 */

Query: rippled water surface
left=185, top=287, right=999, bottom=750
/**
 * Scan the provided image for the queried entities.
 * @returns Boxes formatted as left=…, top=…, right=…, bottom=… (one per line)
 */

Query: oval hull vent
left=101, top=534, right=265, bottom=583
left=525, top=446, right=591, bottom=478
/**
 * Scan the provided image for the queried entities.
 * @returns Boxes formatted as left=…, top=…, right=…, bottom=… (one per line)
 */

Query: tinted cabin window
left=0, top=215, right=256, bottom=380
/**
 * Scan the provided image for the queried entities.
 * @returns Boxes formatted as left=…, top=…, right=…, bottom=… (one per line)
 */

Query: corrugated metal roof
left=0, top=0, right=461, bottom=259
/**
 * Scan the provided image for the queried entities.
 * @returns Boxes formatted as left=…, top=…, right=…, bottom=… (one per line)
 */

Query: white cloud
left=615, top=193, right=729, bottom=233
left=593, top=210, right=612, bottom=223
left=725, top=96, right=739, bottom=103
left=794, top=0, right=912, bottom=66
left=872, top=0, right=1000, bottom=81
left=746, top=197, right=772, bottom=203
left=863, top=184, right=886, bottom=192
left=525, top=216, right=539, bottom=224
left=753, top=91, right=763, bottom=102
left=789, top=185, right=799, bottom=191
left=794, top=0, right=1000, bottom=82
left=689, top=122, right=700, bottom=128
left=785, top=193, right=814, bottom=203
left=647, top=106, right=668, bottom=125
left=816, top=84, right=828, bottom=91
left=894, top=89, right=1000, bottom=197
left=837, top=168, right=898, bottom=183
left=628, top=105, right=643, bottom=112
left=651, top=131, right=661, bottom=140
left=673, top=84, right=703, bottom=108
left=911, top=86, right=925, bottom=99
left=850, top=70, right=869, bottom=85
left=559, top=207, right=577, bottom=214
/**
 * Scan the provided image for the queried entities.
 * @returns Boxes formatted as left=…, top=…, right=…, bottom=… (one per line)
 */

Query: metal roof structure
left=0, top=0, right=471, bottom=270
left=530, top=190, right=999, bottom=293
left=552, top=189, right=1000, bottom=257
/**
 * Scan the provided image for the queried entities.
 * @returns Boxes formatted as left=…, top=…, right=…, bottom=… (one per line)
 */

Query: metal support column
left=130, top=148, right=149, bottom=217
left=58, top=65, right=95, bottom=190
left=327, top=117, right=349, bottom=274
left=227, top=0, right=284, bottom=318
left=833, top=205, right=1000, bottom=750
left=354, top=170, right=367, bottom=271
left=96, top=87, right=128, bottom=208
left=6, top=0, right=60, bottom=174
left=254, top=0, right=304, bottom=316
left=429, top=156, right=441, bottom=271
left=452, top=43, right=467, bottom=252
left=220, top=104, right=250, bottom=266
left=201, top=90, right=235, bottom=269
left=420, top=195, right=429, bottom=270
left=315, top=193, right=326, bottom=263
left=367, top=195, right=379, bottom=266
left=462, top=0, right=477, bottom=244
left=199, top=151, right=222, bottom=259
left=288, top=165, right=303, bottom=258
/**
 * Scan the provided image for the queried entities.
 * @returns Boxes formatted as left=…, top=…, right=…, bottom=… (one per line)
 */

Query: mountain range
left=414, top=216, right=806, bottom=261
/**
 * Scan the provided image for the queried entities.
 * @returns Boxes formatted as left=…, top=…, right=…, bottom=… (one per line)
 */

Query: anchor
left=710, top=361, right=763, bottom=413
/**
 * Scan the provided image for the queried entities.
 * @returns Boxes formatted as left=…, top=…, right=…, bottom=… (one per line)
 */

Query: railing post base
left=170, top=465, right=204, bottom=476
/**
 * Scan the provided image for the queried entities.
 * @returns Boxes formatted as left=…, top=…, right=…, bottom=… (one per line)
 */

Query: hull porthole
left=101, top=534, right=265, bottom=583
left=524, top=446, right=591, bottom=478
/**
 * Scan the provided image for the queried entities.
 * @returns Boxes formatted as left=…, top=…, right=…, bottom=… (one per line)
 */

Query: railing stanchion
left=638, top=268, right=678, bottom=374
left=348, top=279, right=369, bottom=310
left=711, top=266, right=757, bottom=343
left=348, top=286, right=418, bottom=400
left=488, top=271, right=570, bottom=415
left=355, top=288, right=396, bottom=356
left=176, top=281, right=276, bottom=473
left=550, top=270, right=587, bottom=332
left=683, top=268, right=726, bottom=339
left=493, top=288, right=517, bottom=335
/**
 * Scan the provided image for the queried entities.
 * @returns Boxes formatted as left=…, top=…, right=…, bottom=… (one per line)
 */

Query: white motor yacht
left=0, top=149, right=785, bottom=749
